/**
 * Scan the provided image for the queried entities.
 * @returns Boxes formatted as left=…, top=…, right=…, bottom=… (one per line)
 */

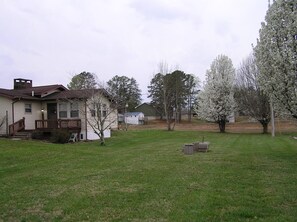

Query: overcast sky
left=0, top=0, right=268, bottom=100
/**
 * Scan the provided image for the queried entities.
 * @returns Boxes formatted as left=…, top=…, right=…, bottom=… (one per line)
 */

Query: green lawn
left=1, top=130, right=297, bottom=221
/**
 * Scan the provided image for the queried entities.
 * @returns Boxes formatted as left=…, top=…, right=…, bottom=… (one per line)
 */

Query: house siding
left=50, top=96, right=118, bottom=141
left=0, top=97, right=12, bottom=135
left=14, top=101, right=42, bottom=130
left=81, top=96, right=118, bottom=140
left=125, top=112, right=144, bottom=125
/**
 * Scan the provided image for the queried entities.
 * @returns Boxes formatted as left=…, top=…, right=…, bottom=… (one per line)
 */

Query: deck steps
left=11, top=131, right=32, bottom=140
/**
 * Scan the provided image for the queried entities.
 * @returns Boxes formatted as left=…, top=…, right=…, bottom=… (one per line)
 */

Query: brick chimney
left=14, top=78, right=33, bottom=89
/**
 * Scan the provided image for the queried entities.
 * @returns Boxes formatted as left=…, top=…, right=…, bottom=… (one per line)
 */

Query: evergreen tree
left=67, top=72, right=98, bottom=90
left=107, top=75, right=141, bottom=113
left=148, top=73, right=165, bottom=119
left=148, top=66, right=199, bottom=130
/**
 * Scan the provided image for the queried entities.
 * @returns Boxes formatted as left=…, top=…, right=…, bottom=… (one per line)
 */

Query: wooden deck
left=35, top=119, right=81, bottom=131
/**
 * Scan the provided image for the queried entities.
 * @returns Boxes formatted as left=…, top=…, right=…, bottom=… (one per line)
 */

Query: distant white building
left=124, top=112, right=144, bottom=125
left=228, top=113, right=235, bottom=123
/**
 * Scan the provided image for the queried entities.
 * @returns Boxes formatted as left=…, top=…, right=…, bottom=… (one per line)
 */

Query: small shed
left=134, top=103, right=161, bottom=120
left=124, top=112, right=145, bottom=125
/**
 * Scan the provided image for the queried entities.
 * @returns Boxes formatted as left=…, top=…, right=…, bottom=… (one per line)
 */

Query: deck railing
left=35, top=119, right=81, bottom=130
left=9, top=117, right=25, bottom=136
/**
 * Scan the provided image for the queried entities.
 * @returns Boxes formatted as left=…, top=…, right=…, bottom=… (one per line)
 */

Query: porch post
left=11, top=98, right=20, bottom=136
left=41, top=108, right=45, bottom=128
left=11, top=102, right=15, bottom=135
left=6, top=110, right=8, bottom=136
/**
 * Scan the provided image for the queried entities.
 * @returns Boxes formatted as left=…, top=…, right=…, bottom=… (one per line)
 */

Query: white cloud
left=0, top=0, right=268, bottom=100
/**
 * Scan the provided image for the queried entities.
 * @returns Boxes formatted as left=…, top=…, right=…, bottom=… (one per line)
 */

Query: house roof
left=0, top=83, right=114, bottom=103
left=135, top=103, right=150, bottom=109
left=44, top=89, right=93, bottom=100
left=134, top=103, right=160, bottom=116
left=44, top=88, right=113, bottom=101
left=18, top=84, right=67, bottom=97
left=0, top=84, right=67, bottom=100
left=0, top=88, right=40, bottom=100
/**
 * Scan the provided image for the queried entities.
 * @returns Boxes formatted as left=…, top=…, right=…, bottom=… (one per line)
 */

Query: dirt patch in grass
left=129, top=119, right=297, bottom=134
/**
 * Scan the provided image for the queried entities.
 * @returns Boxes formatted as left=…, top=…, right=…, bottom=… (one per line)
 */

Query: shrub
left=50, top=130, right=70, bottom=144
left=31, top=131, right=45, bottom=140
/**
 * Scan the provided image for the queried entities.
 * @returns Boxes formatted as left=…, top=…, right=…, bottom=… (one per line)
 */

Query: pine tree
left=67, top=72, right=98, bottom=90
left=107, top=75, right=141, bottom=113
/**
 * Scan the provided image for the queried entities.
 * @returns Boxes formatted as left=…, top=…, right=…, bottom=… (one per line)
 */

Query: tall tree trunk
left=218, top=120, right=226, bottom=133
left=262, top=122, right=268, bottom=134
left=99, top=130, right=105, bottom=146
left=163, top=87, right=171, bottom=131
left=167, top=117, right=175, bottom=131
left=167, top=121, right=171, bottom=131
left=166, top=117, right=172, bottom=131
left=259, top=119, right=269, bottom=134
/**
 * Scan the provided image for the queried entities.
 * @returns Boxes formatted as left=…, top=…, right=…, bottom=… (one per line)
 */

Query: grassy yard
left=1, top=130, right=297, bottom=221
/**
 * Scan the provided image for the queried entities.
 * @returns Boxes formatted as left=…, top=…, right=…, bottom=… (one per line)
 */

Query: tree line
left=67, top=0, right=296, bottom=135
left=196, top=0, right=296, bottom=133
left=67, top=72, right=142, bottom=113
left=148, top=63, right=200, bottom=131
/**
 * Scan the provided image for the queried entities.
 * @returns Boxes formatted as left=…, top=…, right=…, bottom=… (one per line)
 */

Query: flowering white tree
left=195, top=55, right=235, bottom=133
left=254, top=0, right=297, bottom=119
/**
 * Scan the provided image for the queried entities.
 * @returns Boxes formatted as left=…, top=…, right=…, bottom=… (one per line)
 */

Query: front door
left=47, top=103, right=57, bottom=128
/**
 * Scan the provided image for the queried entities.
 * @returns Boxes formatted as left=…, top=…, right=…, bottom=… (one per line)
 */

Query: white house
left=0, top=78, right=118, bottom=140
left=124, top=112, right=145, bottom=125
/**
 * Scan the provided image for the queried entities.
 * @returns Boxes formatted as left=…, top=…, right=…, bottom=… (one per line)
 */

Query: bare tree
left=163, top=72, right=176, bottom=131
left=61, top=88, right=118, bottom=146
left=84, top=89, right=118, bottom=145
left=158, top=62, right=176, bottom=131
left=161, top=65, right=187, bottom=130
left=235, top=54, right=270, bottom=133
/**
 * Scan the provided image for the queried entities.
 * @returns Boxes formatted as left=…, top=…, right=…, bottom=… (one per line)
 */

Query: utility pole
left=270, top=99, right=275, bottom=137
left=125, top=103, right=128, bottom=131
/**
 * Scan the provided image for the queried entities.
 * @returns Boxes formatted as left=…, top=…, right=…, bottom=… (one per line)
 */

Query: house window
left=90, top=103, right=96, bottom=117
left=59, top=103, right=67, bottom=118
left=25, top=104, right=32, bottom=113
left=91, top=109, right=96, bottom=117
left=70, top=102, right=79, bottom=118
left=102, top=104, right=107, bottom=117
left=90, top=103, right=107, bottom=117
